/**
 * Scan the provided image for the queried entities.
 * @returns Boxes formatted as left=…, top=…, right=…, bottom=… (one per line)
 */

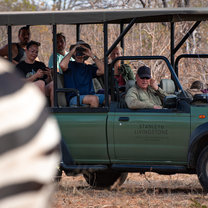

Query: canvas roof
left=0, top=7, right=208, bottom=26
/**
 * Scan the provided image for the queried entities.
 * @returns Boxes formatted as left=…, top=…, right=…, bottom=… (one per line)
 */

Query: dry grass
left=51, top=173, right=208, bottom=208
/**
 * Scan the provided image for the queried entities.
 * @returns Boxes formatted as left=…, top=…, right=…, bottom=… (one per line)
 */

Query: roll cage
left=1, top=8, right=208, bottom=111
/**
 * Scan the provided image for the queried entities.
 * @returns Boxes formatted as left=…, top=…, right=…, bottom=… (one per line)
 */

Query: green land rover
left=2, top=8, right=208, bottom=191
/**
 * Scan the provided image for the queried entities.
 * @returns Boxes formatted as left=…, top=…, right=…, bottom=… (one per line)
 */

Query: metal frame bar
left=170, top=22, right=175, bottom=67
left=173, top=21, right=201, bottom=54
left=106, top=18, right=137, bottom=57
left=120, top=23, right=124, bottom=50
left=7, top=26, right=12, bottom=62
left=170, top=21, right=201, bottom=71
left=175, top=54, right=208, bottom=76
left=110, top=55, right=186, bottom=97
left=120, top=23, right=124, bottom=65
left=76, top=24, right=80, bottom=41
left=52, top=24, right=58, bottom=107
left=104, top=22, right=109, bottom=107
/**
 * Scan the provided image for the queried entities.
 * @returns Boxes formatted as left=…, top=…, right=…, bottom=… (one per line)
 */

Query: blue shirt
left=64, top=61, right=98, bottom=102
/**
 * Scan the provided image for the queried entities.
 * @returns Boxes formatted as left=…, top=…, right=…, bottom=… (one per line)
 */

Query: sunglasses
left=140, top=77, right=150, bottom=80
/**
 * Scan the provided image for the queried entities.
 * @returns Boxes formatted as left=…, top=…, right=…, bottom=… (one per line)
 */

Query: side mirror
left=163, top=95, right=177, bottom=108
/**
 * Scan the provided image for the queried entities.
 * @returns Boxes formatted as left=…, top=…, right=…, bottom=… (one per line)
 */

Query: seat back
left=57, top=73, right=67, bottom=107
left=125, top=80, right=135, bottom=93
left=57, top=75, right=102, bottom=108
left=92, top=78, right=103, bottom=93
left=160, top=79, right=175, bottom=94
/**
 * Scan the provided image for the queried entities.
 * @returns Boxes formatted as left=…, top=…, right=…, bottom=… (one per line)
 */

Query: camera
left=76, top=47, right=86, bottom=56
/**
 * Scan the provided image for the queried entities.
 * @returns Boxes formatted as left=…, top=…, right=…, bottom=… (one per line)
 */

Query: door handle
left=118, top=117, right=129, bottom=122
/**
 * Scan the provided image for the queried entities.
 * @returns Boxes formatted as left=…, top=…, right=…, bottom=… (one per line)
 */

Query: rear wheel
left=196, top=146, right=208, bottom=192
left=83, top=171, right=128, bottom=188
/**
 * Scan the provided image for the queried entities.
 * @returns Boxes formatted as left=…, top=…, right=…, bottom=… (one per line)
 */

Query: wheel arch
left=188, top=122, right=208, bottom=169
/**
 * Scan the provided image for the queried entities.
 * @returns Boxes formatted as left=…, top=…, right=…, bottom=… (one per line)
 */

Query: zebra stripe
left=0, top=82, right=46, bottom=137
left=0, top=57, right=61, bottom=208
left=0, top=181, right=43, bottom=199
left=0, top=107, right=48, bottom=155
left=0, top=72, right=24, bottom=97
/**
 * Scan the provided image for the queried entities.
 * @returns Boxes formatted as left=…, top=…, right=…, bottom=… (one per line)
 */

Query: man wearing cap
left=60, top=40, right=104, bottom=107
left=125, top=65, right=167, bottom=109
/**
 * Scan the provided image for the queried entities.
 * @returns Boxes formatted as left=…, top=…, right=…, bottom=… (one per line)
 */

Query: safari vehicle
left=2, top=8, right=208, bottom=191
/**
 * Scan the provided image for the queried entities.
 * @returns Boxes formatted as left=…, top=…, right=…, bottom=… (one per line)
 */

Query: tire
left=196, top=146, right=208, bottom=192
left=83, top=170, right=128, bottom=188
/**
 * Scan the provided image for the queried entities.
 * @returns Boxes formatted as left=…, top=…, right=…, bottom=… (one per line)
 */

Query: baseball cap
left=137, top=65, right=151, bottom=79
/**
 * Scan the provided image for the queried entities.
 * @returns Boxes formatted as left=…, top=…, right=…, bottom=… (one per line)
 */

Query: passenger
left=16, top=40, right=54, bottom=107
left=186, top=80, right=204, bottom=97
left=125, top=65, right=168, bottom=109
left=48, top=33, right=74, bottom=74
left=60, top=40, right=105, bottom=108
left=98, top=46, right=135, bottom=90
left=109, top=46, right=135, bottom=87
left=0, top=25, right=30, bottom=64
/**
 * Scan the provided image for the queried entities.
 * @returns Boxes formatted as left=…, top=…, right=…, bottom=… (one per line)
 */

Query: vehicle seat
left=119, top=80, right=135, bottom=109
left=57, top=73, right=68, bottom=107
left=92, top=78, right=103, bottom=93
left=160, top=79, right=175, bottom=95
left=57, top=74, right=93, bottom=108
left=125, top=80, right=135, bottom=93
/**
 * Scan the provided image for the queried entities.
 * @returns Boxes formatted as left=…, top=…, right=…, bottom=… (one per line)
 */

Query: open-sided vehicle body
left=2, top=8, right=208, bottom=190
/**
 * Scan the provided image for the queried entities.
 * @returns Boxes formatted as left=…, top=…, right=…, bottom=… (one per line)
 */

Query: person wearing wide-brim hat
left=125, top=65, right=168, bottom=109
left=60, top=40, right=105, bottom=107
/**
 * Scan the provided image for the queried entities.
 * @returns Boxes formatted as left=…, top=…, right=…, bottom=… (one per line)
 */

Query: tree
left=0, top=0, right=37, bottom=11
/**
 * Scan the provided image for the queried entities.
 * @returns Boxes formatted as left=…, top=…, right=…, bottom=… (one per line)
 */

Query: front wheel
left=54, top=167, right=62, bottom=182
left=196, top=146, right=208, bottom=192
left=83, top=171, right=128, bottom=188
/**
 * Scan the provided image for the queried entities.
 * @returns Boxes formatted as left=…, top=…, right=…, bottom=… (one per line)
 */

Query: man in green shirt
left=125, top=65, right=167, bottom=109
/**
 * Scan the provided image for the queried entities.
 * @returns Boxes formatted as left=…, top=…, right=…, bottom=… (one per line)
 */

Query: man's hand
left=153, top=105, right=162, bottom=109
left=150, top=78, right=159, bottom=91
left=81, top=45, right=93, bottom=57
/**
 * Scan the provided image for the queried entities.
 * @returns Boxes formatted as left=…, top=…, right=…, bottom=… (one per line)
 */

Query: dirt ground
left=51, top=172, right=208, bottom=208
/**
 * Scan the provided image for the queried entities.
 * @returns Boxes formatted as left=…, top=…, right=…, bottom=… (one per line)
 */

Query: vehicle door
left=55, top=110, right=109, bottom=164
left=108, top=105, right=190, bottom=164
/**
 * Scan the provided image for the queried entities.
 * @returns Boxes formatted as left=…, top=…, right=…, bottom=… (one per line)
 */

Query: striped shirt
left=0, top=58, right=60, bottom=208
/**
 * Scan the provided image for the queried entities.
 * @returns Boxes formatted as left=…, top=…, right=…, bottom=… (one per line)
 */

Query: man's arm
left=0, top=44, right=20, bottom=65
left=150, top=78, right=168, bottom=101
left=0, top=44, right=9, bottom=57
left=60, top=46, right=76, bottom=72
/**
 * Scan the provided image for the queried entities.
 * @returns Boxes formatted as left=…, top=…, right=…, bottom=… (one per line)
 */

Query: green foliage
left=0, top=0, right=37, bottom=11
left=190, top=198, right=207, bottom=208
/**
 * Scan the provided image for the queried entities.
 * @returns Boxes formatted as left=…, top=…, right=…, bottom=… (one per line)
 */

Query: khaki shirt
left=125, top=84, right=168, bottom=109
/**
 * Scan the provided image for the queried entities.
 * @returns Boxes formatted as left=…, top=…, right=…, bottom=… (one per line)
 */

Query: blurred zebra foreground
left=0, top=58, right=61, bottom=208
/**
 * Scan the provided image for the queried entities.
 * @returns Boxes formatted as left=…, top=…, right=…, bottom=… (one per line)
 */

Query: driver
left=125, top=65, right=167, bottom=109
